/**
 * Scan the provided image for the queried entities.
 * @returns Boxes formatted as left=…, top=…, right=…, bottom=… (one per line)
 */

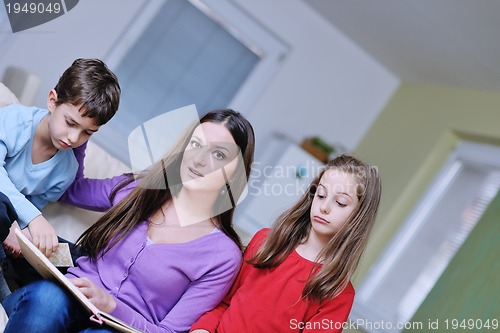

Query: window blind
left=350, top=142, right=500, bottom=332
left=93, top=0, right=259, bottom=164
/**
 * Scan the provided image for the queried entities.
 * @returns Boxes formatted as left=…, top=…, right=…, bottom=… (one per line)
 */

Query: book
left=15, top=229, right=143, bottom=333
left=48, top=242, right=73, bottom=267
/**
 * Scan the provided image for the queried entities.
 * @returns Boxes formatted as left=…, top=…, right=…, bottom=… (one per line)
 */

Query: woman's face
left=180, top=122, right=240, bottom=194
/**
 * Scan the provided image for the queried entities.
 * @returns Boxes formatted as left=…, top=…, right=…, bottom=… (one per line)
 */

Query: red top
left=191, top=228, right=355, bottom=332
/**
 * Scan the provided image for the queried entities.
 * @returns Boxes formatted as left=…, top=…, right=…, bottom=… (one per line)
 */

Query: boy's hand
left=27, top=215, right=59, bottom=257
left=2, top=221, right=26, bottom=258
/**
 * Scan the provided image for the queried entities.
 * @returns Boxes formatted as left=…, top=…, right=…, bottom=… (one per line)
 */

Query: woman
left=2, top=109, right=255, bottom=333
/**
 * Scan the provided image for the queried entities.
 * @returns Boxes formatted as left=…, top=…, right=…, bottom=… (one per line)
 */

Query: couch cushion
left=0, top=82, right=20, bottom=108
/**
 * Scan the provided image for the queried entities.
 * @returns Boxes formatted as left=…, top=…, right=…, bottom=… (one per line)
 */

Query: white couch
left=0, top=82, right=131, bottom=242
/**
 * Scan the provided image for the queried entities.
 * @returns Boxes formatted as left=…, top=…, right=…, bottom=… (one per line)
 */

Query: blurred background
left=1, top=1, right=499, bottom=332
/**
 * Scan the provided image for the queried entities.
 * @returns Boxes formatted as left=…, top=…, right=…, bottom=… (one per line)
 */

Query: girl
left=2, top=109, right=255, bottom=333
left=191, top=154, right=381, bottom=332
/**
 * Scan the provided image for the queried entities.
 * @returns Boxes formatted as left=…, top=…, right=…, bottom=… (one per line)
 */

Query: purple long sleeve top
left=62, top=175, right=242, bottom=333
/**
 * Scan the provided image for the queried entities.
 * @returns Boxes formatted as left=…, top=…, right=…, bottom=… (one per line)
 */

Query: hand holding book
left=14, top=228, right=142, bottom=333
left=70, top=277, right=117, bottom=313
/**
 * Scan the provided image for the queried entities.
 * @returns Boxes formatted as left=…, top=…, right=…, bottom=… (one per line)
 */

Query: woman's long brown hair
left=248, top=154, right=381, bottom=302
left=77, top=109, right=255, bottom=259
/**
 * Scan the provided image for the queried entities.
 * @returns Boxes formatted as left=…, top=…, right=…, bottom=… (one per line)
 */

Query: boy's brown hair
left=54, top=58, right=120, bottom=125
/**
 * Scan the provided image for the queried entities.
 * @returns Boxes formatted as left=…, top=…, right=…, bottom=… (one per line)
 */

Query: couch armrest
left=2, top=66, right=41, bottom=106
left=0, top=82, right=20, bottom=108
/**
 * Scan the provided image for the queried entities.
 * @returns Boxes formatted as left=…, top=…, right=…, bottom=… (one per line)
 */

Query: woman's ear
left=47, top=89, right=58, bottom=113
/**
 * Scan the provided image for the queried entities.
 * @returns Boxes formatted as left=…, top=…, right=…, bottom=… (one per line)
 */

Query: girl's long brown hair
left=248, top=154, right=381, bottom=302
left=77, top=109, right=255, bottom=259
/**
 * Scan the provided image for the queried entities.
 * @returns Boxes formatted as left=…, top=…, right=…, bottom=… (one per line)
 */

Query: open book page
left=15, top=229, right=143, bottom=333
left=48, top=242, right=73, bottom=267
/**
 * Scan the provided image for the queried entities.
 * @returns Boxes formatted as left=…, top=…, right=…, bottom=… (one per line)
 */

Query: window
left=93, top=0, right=288, bottom=164
left=350, top=141, right=500, bottom=332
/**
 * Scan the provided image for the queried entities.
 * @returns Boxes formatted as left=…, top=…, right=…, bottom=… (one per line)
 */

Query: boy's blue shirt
left=0, top=104, right=78, bottom=228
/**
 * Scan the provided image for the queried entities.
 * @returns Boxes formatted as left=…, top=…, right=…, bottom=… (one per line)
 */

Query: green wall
left=404, top=190, right=500, bottom=332
left=344, top=82, right=500, bottom=333
left=353, top=82, right=500, bottom=282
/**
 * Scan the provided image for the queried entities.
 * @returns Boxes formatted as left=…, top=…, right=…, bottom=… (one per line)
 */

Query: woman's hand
left=27, top=215, right=59, bottom=257
left=70, top=277, right=117, bottom=313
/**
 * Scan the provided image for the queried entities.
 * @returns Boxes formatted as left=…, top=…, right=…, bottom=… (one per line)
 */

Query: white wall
left=234, top=0, right=399, bottom=156
left=0, top=0, right=399, bottom=157
left=0, top=0, right=146, bottom=108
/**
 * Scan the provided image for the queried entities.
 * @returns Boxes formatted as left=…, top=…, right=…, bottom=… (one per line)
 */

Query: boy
left=0, top=58, right=120, bottom=261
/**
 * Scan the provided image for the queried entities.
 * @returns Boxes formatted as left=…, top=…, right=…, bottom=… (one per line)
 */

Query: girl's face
left=180, top=122, right=240, bottom=194
left=46, top=90, right=99, bottom=150
left=309, top=168, right=360, bottom=239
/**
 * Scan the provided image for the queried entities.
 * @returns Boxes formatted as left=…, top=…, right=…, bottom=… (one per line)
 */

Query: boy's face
left=46, top=90, right=100, bottom=150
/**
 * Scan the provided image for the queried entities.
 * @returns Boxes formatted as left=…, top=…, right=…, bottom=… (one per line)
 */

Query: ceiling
left=303, top=0, right=500, bottom=92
